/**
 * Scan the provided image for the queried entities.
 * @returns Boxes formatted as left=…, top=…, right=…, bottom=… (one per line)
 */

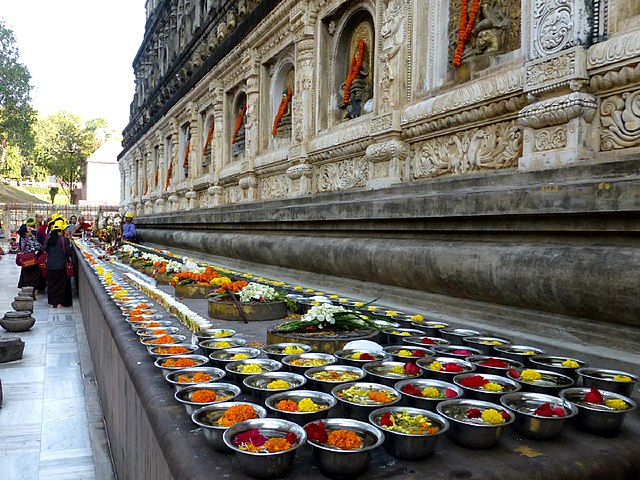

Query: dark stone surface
left=0, top=336, right=25, bottom=362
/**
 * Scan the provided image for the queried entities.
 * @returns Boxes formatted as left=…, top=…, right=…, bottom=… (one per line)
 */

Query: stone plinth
left=208, top=298, right=287, bottom=321
left=174, top=283, right=213, bottom=299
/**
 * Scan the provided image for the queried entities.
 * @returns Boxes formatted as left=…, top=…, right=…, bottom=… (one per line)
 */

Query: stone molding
left=587, top=30, right=640, bottom=71
left=518, top=92, right=597, bottom=129
left=530, top=0, right=592, bottom=60
left=524, top=47, right=589, bottom=94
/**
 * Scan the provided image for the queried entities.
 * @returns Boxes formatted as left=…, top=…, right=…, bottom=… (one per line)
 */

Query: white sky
left=0, top=0, right=146, bottom=134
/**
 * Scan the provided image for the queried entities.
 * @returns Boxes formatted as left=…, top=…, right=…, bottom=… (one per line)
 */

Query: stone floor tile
left=0, top=451, right=41, bottom=480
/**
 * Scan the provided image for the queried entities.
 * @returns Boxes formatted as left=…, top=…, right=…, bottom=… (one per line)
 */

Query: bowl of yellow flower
left=440, top=328, right=484, bottom=344
left=304, top=365, right=367, bottom=393
left=383, top=345, right=434, bottom=362
left=493, top=344, right=547, bottom=365
left=529, top=355, right=588, bottom=381
left=262, top=342, right=313, bottom=360
left=265, top=389, right=337, bottom=426
left=244, top=372, right=308, bottom=405
left=192, top=328, right=236, bottom=344
left=560, top=387, right=637, bottom=436
left=198, top=337, right=247, bottom=355
left=383, top=328, right=426, bottom=345
left=362, top=361, right=423, bottom=388
left=225, top=359, right=283, bottom=391
left=416, top=356, right=476, bottom=382
left=409, top=320, right=450, bottom=336
left=333, top=349, right=390, bottom=367
left=453, top=373, right=521, bottom=403
left=436, top=398, right=514, bottom=449
left=576, top=367, right=638, bottom=397
left=462, top=336, right=512, bottom=355
left=506, top=368, right=575, bottom=395
left=208, top=347, right=263, bottom=369
left=369, top=406, right=449, bottom=460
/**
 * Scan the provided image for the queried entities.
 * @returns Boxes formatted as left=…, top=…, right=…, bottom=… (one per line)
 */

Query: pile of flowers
left=177, top=372, right=212, bottom=383
left=305, top=422, right=362, bottom=450
left=400, top=384, right=458, bottom=399
left=275, top=398, right=324, bottom=412
left=277, top=304, right=392, bottom=333
left=378, top=410, right=440, bottom=435
left=232, top=429, right=298, bottom=453
left=427, top=360, right=466, bottom=373
left=396, top=349, right=429, bottom=358
left=533, top=402, right=566, bottom=417
left=458, top=375, right=505, bottom=392
left=387, top=363, right=422, bottom=377
left=309, top=370, right=362, bottom=383
left=466, top=407, right=510, bottom=425
left=171, top=266, right=220, bottom=286
left=162, top=357, right=198, bottom=368
left=336, top=385, right=397, bottom=405
left=349, top=351, right=380, bottom=361
left=217, top=404, right=259, bottom=427
left=582, top=387, right=631, bottom=410
left=267, top=379, right=292, bottom=389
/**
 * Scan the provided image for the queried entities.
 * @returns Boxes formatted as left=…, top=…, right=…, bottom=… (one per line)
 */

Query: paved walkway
left=0, top=252, right=115, bottom=479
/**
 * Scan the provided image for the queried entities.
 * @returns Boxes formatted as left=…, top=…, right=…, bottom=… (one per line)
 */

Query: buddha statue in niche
left=232, top=101, right=246, bottom=157
left=339, top=21, right=373, bottom=120
left=462, top=0, right=506, bottom=60
left=272, top=69, right=294, bottom=139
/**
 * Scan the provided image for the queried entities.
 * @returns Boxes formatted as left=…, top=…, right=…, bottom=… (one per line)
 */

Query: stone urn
left=20, top=286, right=36, bottom=300
left=0, top=311, right=36, bottom=332
left=12, top=295, right=34, bottom=312
left=208, top=297, right=288, bottom=321
left=155, top=272, right=174, bottom=285
left=174, top=283, right=213, bottom=299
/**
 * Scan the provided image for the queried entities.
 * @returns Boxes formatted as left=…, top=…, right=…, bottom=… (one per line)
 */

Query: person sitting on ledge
left=122, top=212, right=137, bottom=243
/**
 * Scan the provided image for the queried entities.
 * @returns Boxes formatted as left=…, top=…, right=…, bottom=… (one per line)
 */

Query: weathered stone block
left=0, top=336, right=25, bottom=363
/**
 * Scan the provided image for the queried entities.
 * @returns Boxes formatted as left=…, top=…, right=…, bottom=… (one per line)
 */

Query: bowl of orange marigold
left=153, top=354, right=209, bottom=375
left=147, top=343, right=199, bottom=358
left=303, top=418, right=384, bottom=477
left=331, top=382, right=401, bottom=422
left=191, top=401, right=267, bottom=452
left=165, top=366, right=226, bottom=391
left=223, top=418, right=306, bottom=478
left=141, top=334, right=187, bottom=347
left=174, top=382, right=241, bottom=415
left=265, top=389, right=337, bottom=426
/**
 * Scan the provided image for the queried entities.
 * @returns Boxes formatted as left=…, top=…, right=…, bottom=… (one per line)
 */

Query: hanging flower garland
left=232, top=103, right=247, bottom=145
left=343, top=39, right=365, bottom=106
left=202, top=120, right=215, bottom=157
left=182, top=141, right=190, bottom=170
left=271, top=88, right=293, bottom=135
left=143, top=178, right=149, bottom=195
left=452, top=0, right=481, bottom=67
left=165, top=158, right=173, bottom=190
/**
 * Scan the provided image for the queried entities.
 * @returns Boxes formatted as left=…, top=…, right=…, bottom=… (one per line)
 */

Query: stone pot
left=11, top=296, right=34, bottom=312
left=174, top=283, right=213, bottom=299
left=20, top=286, right=36, bottom=300
left=1, top=311, right=36, bottom=332
left=154, top=272, right=174, bottom=285
left=208, top=298, right=287, bottom=321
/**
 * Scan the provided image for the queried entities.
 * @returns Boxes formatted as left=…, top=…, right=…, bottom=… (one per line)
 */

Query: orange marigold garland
left=143, top=178, right=149, bottom=195
left=182, top=141, right=190, bottom=170
left=232, top=103, right=247, bottom=144
left=202, top=120, right=215, bottom=157
left=453, top=0, right=481, bottom=67
left=343, top=39, right=366, bottom=106
left=165, top=158, right=173, bottom=189
left=271, top=88, right=293, bottom=135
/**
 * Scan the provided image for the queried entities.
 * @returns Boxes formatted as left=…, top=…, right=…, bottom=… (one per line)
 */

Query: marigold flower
left=410, top=314, right=424, bottom=322
left=613, top=375, right=633, bottom=382
left=520, top=369, right=542, bottom=382
left=481, top=409, right=505, bottom=425
left=162, top=358, right=197, bottom=368
left=267, top=379, right=291, bottom=389
left=191, top=389, right=217, bottom=403
left=217, top=404, right=258, bottom=427
left=264, top=437, right=292, bottom=453
left=241, top=364, right=263, bottom=374
left=232, top=353, right=250, bottom=360
left=397, top=349, right=413, bottom=357
left=561, top=359, right=580, bottom=368
left=428, top=361, right=443, bottom=371
left=421, top=387, right=441, bottom=398
left=368, top=390, right=395, bottom=404
left=298, top=398, right=321, bottom=412
left=283, top=345, right=304, bottom=355
left=276, top=399, right=299, bottom=412
left=327, top=429, right=362, bottom=450
left=605, top=399, right=629, bottom=410
left=482, top=382, right=504, bottom=392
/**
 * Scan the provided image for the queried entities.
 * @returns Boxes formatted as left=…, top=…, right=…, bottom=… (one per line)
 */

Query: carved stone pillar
left=211, top=82, right=224, bottom=187
left=286, top=163, right=313, bottom=195
left=207, top=184, right=224, bottom=206
left=244, top=52, right=260, bottom=160
left=365, top=139, right=408, bottom=188
left=519, top=0, right=595, bottom=170
left=239, top=172, right=258, bottom=201
left=378, top=0, right=406, bottom=114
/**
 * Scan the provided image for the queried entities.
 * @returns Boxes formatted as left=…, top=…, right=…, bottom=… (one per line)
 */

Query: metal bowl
left=304, top=418, right=384, bottom=478
left=467, top=355, right=525, bottom=375
left=417, top=356, right=476, bottom=381
left=174, top=382, right=241, bottom=415
left=432, top=345, right=483, bottom=358
left=408, top=320, right=449, bottom=336
left=140, top=334, right=187, bottom=346
left=191, top=401, right=267, bottom=452
left=304, top=365, right=367, bottom=394
left=394, top=378, right=463, bottom=411
left=198, top=337, right=247, bottom=355
left=383, top=328, right=426, bottom=345
left=529, top=355, right=588, bottom=381
left=331, top=382, right=402, bottom=422
left=493, top=344, right=547, bottom=364
left=225, top=358, right=283, bottom=390
left=261, top=342, right=313, bottom=360
left=147, top=343, right=199, bottom=358
left=383, top=345, right=434, bottom=362
left=130, top=320, right=173, bottom=330
left=453, top=373, right=521, bottom=403
left=208, top=347, right=263, bottom=369
left=244, top=372, right=308, bottom=405
left=281, top=353, right=337, bottom=375
left=402, top=336, right=451, bottom=347
left=192, top=328, right=236, bottom=344
left=362, top=361, right=423, bottom=388
left=463, top=336, right=512, bottom=355
left=436, top=398, right=514, bottom=449
left=507, top=368, right=575, bottom=395
left=137, top=326, right=180, bottom=338
left=265, top=389, right=337, bottom=426
left=369, top=406, right=449, bottom=460
left=153, top=354, right=209, bottom=375
left=440, top=328, right=483, bottom=344
left=165, top=366, right=226, bottom=391
left=577, top=367, right=639, bottom=397
left=560, top=387, right=637, bottom=436
left=333, top=349, right=389, bottom=367
left=500, top=392, right=578, bottom=440
left=223, top=418, right=306, bottom=479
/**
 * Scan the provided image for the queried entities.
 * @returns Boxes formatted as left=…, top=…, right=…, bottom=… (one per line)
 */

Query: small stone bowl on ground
left=147, top=344, right=199, bottom=358
left=417, top=356, right=476, bottom=382
left=432, top=345, right=483, bottom=358
left=408, top=320, right=449, bottom=336
left=500, top=392, right=578, bottom=440
left=244, top=372, right=308, bottom=406
left=467, top=355, right=524, bottom=376
left=369, top=406, right=449, bottom=460
left=576, top=367, right=638, bottom=397
left=208, top=347, right=263, bottom=369
left=198, top=337, right=247, bottom=356
left=493, top=344, right=547, bottom=365
left=225, top=358, right=283, bottom=390
left=383, top=345, right=434, bottom=362
left=153, top=354, right=210, bottom=376
left=165, top=366, right=226, bottom=391
left=362, top=361, right=423, bottom=388
left=0, top=311, right=36, bottom=332
left=223, top=418, right=307, bottom=479
left=191, top=401, right=268, bottom=452
left=175, top=382, right=241, bottom=415
left=304, top=365, right=367, bottom=394
left=383, top=328, right=427, bottom=345
left=436, top=398, right=514, bottom=449
left=394, top=378, right=463, bottom=411
left=440, top=328, right=484, bottom=344
left=529, top=355, right=588, bottom=381
left=506, top=368, right=575, bottom=395
left=281, top=353, right=337, bottom=375
left=462, top=336, right=512, bottom=355
left=261, top=342, right=313, bottom=361
left=402, top=336, right=451, bottom=348
left=453, top=373, right=521, bottom=403
left=331, top=382, right=402, bottom=422
left=304, top=418, right=384, bottom=478
left=140, top=334, right=187, bottom=347
left=560, top=387, right=637, bottom=436
left=333, top=349, right=389, bottom=367
left=265, top=389, right=337, bottom=426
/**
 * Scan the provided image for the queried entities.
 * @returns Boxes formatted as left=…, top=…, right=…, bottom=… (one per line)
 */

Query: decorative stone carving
left=530, top=0, right=592, bottom=60
left=239, top=173, right=258, bottom=190
left=525, top=47, right=589, bottom=94
left=208, top=185, right=223, bottom=196
left=317, top=157, right=369, bottom=192
left=365, top=139, right=409, bottom=164
left=600, top=91, right=640, bottom=150
left=260, top=175, right=290, bottom=199
left=379, top=0, right=404, bottom=112
left=519, top=93, right=597, bottom=129
left=587, top=30, right=640, bottom=70
left=286, top=163, right=313, bottom=180
left=185, top=190, right=197, bottom=200
left=533, top=126, right=568, bottom=152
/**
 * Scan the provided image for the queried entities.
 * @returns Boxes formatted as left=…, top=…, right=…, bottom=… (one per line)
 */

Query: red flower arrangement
left=342, top=39, right=365, bottom=105
left=271, top=88, right=293, bottom=135
left=480, top=358, right=509, bottom=368
left=583, top=386, right=604, bottom=404
left=404, top=362, right=421, bottom=375
left=459, top=375, right=489, bottom=388
left=534, top=403, right=566, bottom=417
left=305, top=421, right=328, bottom=443
left=442, top=363, right=465, bottom=373
left=421, top=338, right=435, bottom=345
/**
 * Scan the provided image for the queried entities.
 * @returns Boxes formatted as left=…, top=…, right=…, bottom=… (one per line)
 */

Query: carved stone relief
left=533, top=126, right=568, bottom=152
left=530, top=0, right=592, bottom=60
left=317, top=157, right=369, bottom=192
left=259, top=174, right=290, bottom=199
left=600, top=91, right=640, bottom=150
left=379, top=0, right=405, bottom=112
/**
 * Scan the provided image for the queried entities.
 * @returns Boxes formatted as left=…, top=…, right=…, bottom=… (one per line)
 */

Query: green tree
left=0, top=20, right=35, bottom=167
left=0, top=144, right=22, bottom=179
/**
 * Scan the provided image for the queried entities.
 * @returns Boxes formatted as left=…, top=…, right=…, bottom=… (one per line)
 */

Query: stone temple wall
left=120, top=0, right=640, bottom=329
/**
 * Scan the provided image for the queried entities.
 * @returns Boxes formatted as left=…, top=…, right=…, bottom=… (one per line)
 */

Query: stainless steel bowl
left=244, top=372, right=308, bottom=405
left=174, top=382, right=241, bottom=415
left=208, top=347, right=263, bottom=369
left=261, top=342, right=313, bottom=360
left=369, top=406, right=449, bottom=460
left=383, top=328, right=426, bottom=345
left=191, top=401, right=267, bottom=452
left=453, top=373, right=521, bottom=403
left=331, top=382, right=402, bottom=422
left=467, top=355, right=524, bottom=375
left=222, top=418, right=306, bottom=478
left=140, top=334, right=187, bottom=346
left=560, top=387, right=637, bottom=436
left=135, top=326, right=180, bottom=337
left=146, top=343, right=199, bottom=358
left=506, top=368, right=575, bottom=395
left=153, top=354, right=210, bottom=375
left=440, top=328, right=483, bottom=344
left=192, top=328, right=236, bottom=344
left=383, top=345, right=434, bottom=362
left=265, top=389, right=337, bottom=426
left=165, top=366, right=226, bottom=391
left=500, top=392, right=577, bottom=440
left=281, top=353, right=337, bottom=375
left=362, top=361, right=423, bottom=388
left=408, top=320, right=449, bottom=337
left=130, top=320, right=173, bottom=330
left=436, top=398, right=514, bottom=449
left=225, top=358, right=283, bottom=391
left=198, top=337, right=247, bottom=355
left=333, top=349, right=389, bottom=367
left=432, top=345, right=483, bottom=358
left=394, top=378, right=463, bottom=411
left=463, top=336, right=512, bottom=355
left=493, top=344, right=547, bottom=364
left=529, top=355, right=588, bottom=381
left=577, top=367, right=638, bottom=397
left=402, top=336, right=451, bottom=347
left=417, top=356, right=476, bottom=381
left=304, top=418, right=384, bottom=478
left=304, top=365, right=367, bottom=393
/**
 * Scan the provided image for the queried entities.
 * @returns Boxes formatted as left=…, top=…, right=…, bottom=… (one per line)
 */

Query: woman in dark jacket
left=17, top=222, right=42, bottom=291
left=44, top=218, right=73, bottom=308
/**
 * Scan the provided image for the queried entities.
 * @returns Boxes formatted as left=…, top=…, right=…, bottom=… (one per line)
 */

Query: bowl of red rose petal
left=416, top=356, right=476, bottom=382
left=394, top=378, right=463, bottom=411
left=500, top=392, right=577, bottom=440
left=560, top=387, right=637, bottom=436
left=467, top=355, right=524, bottom=376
